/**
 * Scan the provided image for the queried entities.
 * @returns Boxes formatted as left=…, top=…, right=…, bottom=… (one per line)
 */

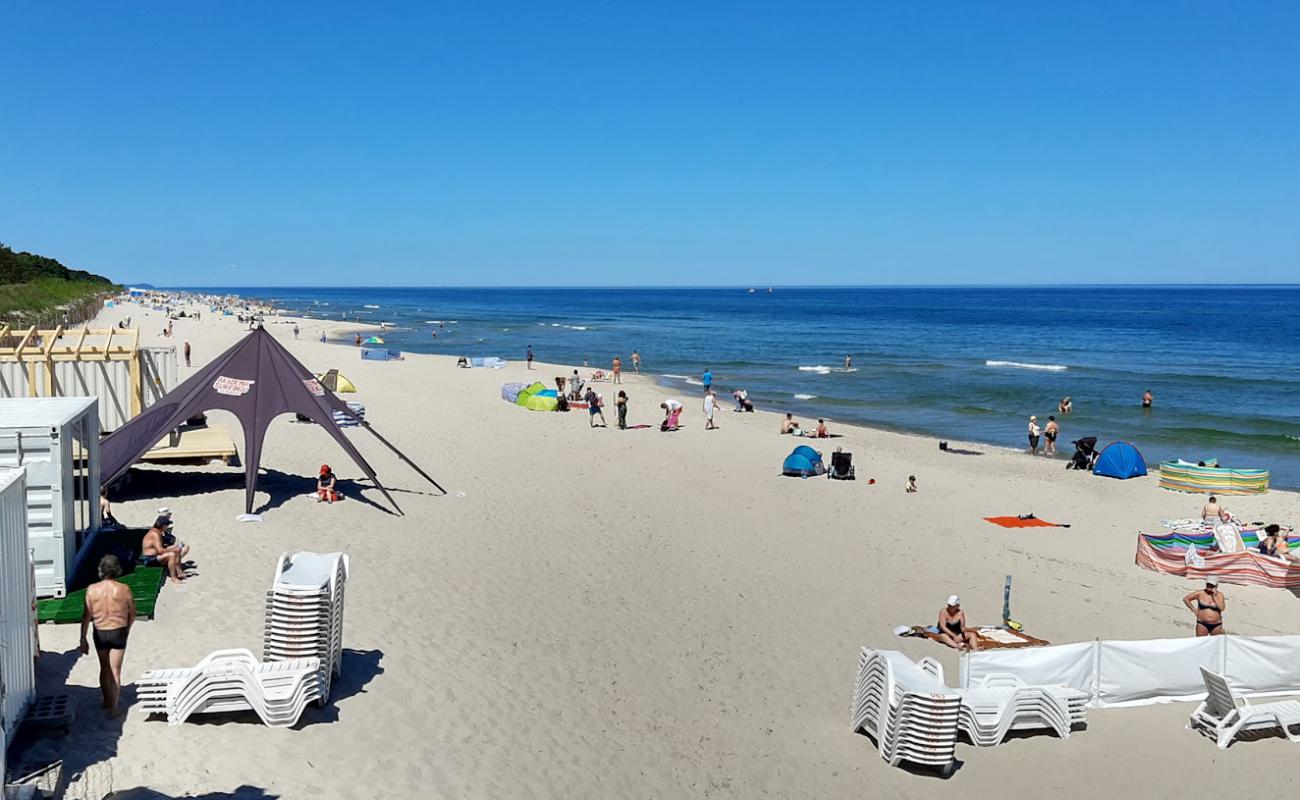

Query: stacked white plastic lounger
left=264, top=551, right=348, bottom=703
left=851, top=649, right=962, bottom=772
left=852, top=649, right=1089, bottom=769
left=916, top=658, right=1088, bottom=745
left=137, top=649, right=323, bottom=727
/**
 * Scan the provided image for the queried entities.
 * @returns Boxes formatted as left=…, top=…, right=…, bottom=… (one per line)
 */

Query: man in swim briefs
left=937, top=595, right=979, bottom=651
left=80, top=555, right=136, bottom=714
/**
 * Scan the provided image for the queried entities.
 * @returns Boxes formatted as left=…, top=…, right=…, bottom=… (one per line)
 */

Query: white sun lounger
left=1189, top=667, right=1300, bottom=749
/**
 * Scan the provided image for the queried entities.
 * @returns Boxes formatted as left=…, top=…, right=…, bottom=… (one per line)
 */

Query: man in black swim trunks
left=79, top=555, right=136, bottom=714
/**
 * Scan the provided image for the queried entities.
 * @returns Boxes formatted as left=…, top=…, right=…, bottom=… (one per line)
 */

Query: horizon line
left=146, top=282, right=1300, bottom=291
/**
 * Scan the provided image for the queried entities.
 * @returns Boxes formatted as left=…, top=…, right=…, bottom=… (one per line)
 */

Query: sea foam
left=985, top=360, right=1068, bottom=372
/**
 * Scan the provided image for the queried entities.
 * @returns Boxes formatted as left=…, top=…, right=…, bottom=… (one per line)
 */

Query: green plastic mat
left=37, top=566, right=166, bottom=624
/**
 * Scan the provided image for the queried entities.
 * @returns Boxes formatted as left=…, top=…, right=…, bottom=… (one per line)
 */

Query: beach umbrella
left=363, top=336, right=384, bottom=345
left=316, top=369, right=357, bottom=393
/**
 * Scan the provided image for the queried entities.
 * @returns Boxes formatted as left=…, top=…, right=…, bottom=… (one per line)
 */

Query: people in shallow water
left=1142, top=389, right=1154, bottom=408
left=1058, top=396, right=1072, bottom=414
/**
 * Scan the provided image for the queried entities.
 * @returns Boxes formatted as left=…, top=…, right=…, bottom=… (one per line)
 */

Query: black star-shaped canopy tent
left=100, top=326, right=444, bottom=514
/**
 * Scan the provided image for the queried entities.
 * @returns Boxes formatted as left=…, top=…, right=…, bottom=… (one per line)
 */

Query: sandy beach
left=27, top=299, right=1300, bottom=799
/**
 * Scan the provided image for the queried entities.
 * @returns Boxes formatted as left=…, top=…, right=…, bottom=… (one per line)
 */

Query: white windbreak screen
left=1097, top=637, right=1223, bottom=707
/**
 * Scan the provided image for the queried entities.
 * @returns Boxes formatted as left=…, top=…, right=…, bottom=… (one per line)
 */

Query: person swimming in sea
left=1142, top=389, right=1153, bottom=409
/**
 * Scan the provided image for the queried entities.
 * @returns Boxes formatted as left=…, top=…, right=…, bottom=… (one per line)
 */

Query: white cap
left=1206, top=576, right=1220, bottom=586
left=947, top=595, right=960, bottom=606
left=157, top=507, right=171, bottom=516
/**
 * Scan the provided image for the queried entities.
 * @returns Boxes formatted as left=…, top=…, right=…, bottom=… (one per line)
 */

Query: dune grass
left=0, top=278, right=113, bottom=324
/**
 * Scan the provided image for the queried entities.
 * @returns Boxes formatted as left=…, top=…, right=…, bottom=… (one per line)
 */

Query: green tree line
left=0, top=241, right=114, bottom=285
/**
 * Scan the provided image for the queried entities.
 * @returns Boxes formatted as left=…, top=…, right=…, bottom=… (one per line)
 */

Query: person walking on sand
left=584, top=387, right=606, bottom=427
left=79, top=555, right=135, bottom=715
left=1044, top=415, right=1060, bottom=455
left=183, top=340, right=191, bottom=367
left=293, top=324, right=300, bottom=339
left=631, top=350, right=641, bottom=374
left=355, top=333, right=362, bottom=347
left=906, top=475, right=918, bottom=493
left=1027, top=415, right=1041, bottom=455
left=527, top=345, right=534, bottom=370
left=702, top=368, right=713, bottom=395
left=616, top=390, right=628, bottom=430
left=612, top=356, right=622, bottom=384
left=1143, top=389, right=1154, bottom=409
left=703, top=389, right=719, bottom=430
left=1184, top=577, right=1226, bottom=636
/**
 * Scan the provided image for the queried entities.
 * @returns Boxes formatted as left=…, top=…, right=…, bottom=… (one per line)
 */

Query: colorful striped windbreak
left=1136, top=531, right=1300, bottom=589
left=1158, top=461, right=1269, bottom=495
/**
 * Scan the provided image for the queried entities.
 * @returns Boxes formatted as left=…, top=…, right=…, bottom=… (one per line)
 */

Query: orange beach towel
left=984, top=516, right=1060, bottom=528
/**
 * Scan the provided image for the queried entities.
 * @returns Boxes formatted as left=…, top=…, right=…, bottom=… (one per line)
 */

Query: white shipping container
left=0, top=467, right=36, bottom=746
left=0, top=397, right=101, bottom=598
left=0, top=345, right=178, bottom=431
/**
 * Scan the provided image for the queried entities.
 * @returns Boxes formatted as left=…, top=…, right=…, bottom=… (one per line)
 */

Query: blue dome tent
left=1093, top=441, right=1148, bottom=479
left=782, top=445, right=826, bottom=477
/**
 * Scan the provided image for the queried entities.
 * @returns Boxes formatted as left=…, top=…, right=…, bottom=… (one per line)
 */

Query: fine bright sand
left=32, top=300, right=1300, bottom=799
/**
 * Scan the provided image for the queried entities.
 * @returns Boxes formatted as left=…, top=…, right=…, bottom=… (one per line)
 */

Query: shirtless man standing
left=79, top=555, right=136, bottom=714
left=937, top=595, right=980, bottom=651
left=142, top=515, right=187, bottom=582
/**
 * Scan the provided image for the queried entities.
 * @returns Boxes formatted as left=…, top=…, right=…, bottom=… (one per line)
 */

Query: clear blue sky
left=2, top=3, right=1297, bottom=286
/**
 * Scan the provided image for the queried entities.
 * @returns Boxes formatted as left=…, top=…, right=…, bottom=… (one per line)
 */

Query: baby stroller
left=828, top=450, right=855, bottom=480
left=1067, top=437, right=1098, bottom=470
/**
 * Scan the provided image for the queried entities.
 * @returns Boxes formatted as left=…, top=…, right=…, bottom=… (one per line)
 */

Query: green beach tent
left=514, top=381, right=557, bottom=411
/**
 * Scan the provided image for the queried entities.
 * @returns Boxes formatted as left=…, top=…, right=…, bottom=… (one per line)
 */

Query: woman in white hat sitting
left=937, top=595, right=980, bottom=651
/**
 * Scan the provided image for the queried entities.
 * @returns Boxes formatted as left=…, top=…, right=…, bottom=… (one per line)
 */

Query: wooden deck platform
left=141, top=425, right=239, bottom=464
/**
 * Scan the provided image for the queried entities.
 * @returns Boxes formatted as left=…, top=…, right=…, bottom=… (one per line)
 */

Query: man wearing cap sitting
left=937, top=595, right=980, bottom=651
left=141, top=514, right=188, bottom=582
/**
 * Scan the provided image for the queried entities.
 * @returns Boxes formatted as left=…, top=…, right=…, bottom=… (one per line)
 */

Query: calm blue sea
left=190, top=286, right=1300, bottom=488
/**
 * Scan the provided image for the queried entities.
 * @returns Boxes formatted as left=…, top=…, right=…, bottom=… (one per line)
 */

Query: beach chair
left=1189, top=667, right=1300, bottom=749
left=851, top=649, right=961, bottom=773
left=828, top=451, right=855, bottom=481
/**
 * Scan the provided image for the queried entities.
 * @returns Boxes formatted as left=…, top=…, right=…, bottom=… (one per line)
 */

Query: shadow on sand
left=112, top=466, right=395, bottom=516
left=107, top=787, right=280, bottom=799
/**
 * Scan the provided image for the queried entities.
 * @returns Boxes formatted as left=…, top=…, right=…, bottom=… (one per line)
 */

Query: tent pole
left=357, top=419, right=447, bottom=495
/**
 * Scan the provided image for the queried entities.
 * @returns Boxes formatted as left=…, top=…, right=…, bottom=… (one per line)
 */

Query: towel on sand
left=984, top=516, right=1061, bottom=528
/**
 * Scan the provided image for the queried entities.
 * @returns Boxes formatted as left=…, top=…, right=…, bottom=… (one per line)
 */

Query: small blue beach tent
left=782, top=445, right=826, bottom=477
left=1093, top=441, right=1147, bottom=479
